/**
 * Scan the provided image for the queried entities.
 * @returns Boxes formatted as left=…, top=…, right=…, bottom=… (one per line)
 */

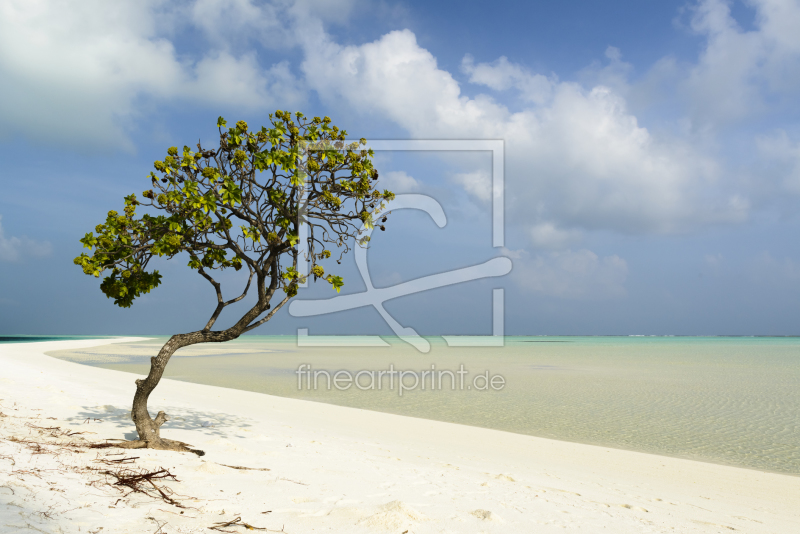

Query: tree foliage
left=74, top=112, right=393, bottom=330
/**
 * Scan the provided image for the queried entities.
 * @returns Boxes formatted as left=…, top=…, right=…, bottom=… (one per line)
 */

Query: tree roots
left=92, top=438, right=205, bottom=457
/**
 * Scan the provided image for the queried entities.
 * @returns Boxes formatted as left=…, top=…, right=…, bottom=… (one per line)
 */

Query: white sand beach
left=1, top=338, right=798, bottom=533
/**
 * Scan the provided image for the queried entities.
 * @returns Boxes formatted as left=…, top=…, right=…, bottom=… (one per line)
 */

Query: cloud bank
left=4, top=0, right=800, bottom=302
left=0, top=0, right=306, bottom=150
left=0, top=215, right=51, bottom=262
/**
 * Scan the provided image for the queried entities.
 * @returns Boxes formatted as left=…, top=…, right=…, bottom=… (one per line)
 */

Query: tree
left=75, top=112, right=393, bottom=454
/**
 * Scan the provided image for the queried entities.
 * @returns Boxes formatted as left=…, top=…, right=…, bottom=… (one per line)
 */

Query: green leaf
left=327, top=275, right=344, bottom=293
left=290, top=170, right=307, bottom=187
left=219, top=180, right=242, bottom=206
left=282, top=266, right=299, bottom=280
left=80, top=232, right=97, bottom=249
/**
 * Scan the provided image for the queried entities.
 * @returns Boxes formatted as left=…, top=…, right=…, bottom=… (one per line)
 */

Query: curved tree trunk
left=130, top=333, right=196, bottom=452
left=113, top=279, right=279, bottom=455
left=124, top=331, right=241, bottom=454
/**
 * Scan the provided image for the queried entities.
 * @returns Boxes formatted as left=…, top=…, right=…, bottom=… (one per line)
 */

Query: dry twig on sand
left=147, top=516, right=169, bottom=534
left=209, top=516, right=287, bottom=533
left=97, top=466, right=186, bottom=507
left=25, top=422, right=93, bottom=437
left=94, top=455, right=140, bottom=465
left=218, top=463, right=271, bottom=472
left=3, top=416, right=198, bottom=509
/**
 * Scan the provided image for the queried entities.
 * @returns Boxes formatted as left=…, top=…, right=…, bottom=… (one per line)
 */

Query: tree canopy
left=75, top=111, right=393, bottom=331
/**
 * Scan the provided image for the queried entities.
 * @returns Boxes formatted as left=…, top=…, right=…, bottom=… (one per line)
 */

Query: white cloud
left=451, top=170, right=491, bottom=202
left=3, top=0, right=795, bottom=238
left=190, top=55, right=304, bottom=107
left=506, top=83, right=738, bottom=234
left=301, top=29, right=744, bottom=236
left=291, top=0, right=360, bottom=26
left=302, top=29, right=509, bottom=137
left=0, top=0, right=306, bottom=150
left=577, top=46, right=635, bottom=97
left=0, top=215, right=52, bottom=262
left=528, top=223, right=582, bottom=250
left=682, top=0, right=800, bottom=124
left=380, top=171, right=420, bottom=193
left=506, top=248, right=628, bottom=299
left=461, top=54, right=554, bottom=105
left=189, top=0, right=358, bottom=48
left=190, top=0, right=291, bottom=48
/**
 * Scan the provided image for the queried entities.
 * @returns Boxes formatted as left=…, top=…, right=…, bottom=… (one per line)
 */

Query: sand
left=1, top=338, right=798, bottom=533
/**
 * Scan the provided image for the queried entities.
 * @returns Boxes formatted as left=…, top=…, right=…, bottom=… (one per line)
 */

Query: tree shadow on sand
left=71, top=404, right=256, bottom=441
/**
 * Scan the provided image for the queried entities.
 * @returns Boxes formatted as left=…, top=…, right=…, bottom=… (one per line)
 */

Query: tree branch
left=198, top=267, right=224, bottom=332
left=199, top=265, right=256, bottom=333
left=243, top=294, right=291, bottom=333
left=224, top=267, right=255, bottom=307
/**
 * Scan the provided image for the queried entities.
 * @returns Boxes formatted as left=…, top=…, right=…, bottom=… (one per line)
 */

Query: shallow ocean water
left=47, top=335, right=800, bottom=475
left=0, top=335, right=111, bottom=344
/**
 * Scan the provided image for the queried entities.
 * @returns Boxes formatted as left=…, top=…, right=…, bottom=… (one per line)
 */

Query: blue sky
left=2, top=0, right=800, bottom=336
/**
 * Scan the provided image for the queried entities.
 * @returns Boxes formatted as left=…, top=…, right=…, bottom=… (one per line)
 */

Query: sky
left=2, top=0, right=800, bottom=337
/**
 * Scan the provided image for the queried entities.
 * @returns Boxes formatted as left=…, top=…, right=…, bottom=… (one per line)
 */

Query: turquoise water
left=0, top=335, right=113, bottom=344
left=45, top=335, right=800, bottom=475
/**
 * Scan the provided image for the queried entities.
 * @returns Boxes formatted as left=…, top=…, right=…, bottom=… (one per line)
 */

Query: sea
left=31, top=335, right=800, bottom=476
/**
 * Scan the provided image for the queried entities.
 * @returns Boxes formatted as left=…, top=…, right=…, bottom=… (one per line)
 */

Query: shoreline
left=41, top=342, right=800, bottom=479
left=44, top=335, right=800, bottom=477
left=2, top=337, right=799, bottom=533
